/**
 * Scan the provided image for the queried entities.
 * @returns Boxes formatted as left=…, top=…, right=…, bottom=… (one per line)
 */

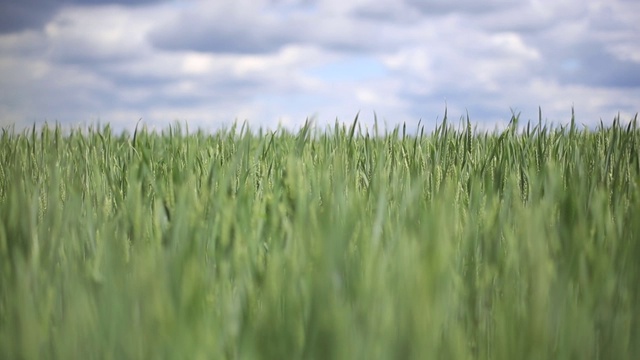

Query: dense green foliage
left=1, top=114, right=639, bottom=359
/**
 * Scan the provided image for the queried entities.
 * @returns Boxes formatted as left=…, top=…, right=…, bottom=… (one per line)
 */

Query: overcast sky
left=1, top=0, right=638, bottom=133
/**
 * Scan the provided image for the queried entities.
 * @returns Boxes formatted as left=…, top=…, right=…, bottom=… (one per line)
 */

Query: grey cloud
left=47, top=43, right=145, bottom=66
left=150, top=23, right=294, bottom=54
left=73, top=0, right=163, bottom=4
left=348, top=2, right=422, bottom=23
left=541, top=41, right=640, bottom=88
left=0, top=0, right=164, bottom=34
left=406, top=0, right=519, bottom=15
left=148, top=3, right=299, bottom=54
left=150, top=7, right=406, bottom=55
left=289, top=14, right=414, bottom=53
left=0, top=1, right=60, bottom=33
left=109, top=70, right=266, bottom=99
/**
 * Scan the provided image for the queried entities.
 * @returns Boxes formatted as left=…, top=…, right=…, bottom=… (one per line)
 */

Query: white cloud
left=43, top=5, right=158, bottom=63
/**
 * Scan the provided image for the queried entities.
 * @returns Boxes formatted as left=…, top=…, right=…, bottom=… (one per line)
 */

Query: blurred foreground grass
left=1, top=114, right=639, bottom=359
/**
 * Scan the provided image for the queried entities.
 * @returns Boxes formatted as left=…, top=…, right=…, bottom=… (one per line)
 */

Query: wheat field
left=1, top=113, right=639, bottom=359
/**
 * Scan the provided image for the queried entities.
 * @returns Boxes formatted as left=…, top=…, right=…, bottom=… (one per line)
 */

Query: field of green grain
left=1, top=113, right=639, bottom=359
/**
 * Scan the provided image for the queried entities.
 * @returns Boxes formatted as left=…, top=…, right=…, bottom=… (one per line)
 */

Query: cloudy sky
left=1, top=0, right=638, bottom=133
